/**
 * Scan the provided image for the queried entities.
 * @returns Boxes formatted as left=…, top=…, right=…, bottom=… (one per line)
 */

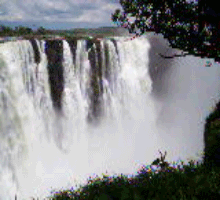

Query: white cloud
left=71, top=2, right=119, bottom=23
left=42, top=0, right=70, bottom=11
left=69, top=0, right=105, bottom=5
left=72, top=10, right=104, bottom=23
left=101, top=3, right=119, bottom=12
left=0, top=0, right=121, bottom=27
left=0, top=14, right=23, bottom=21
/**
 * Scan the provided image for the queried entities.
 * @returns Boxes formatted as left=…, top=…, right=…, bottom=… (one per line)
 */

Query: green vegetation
left=0, top=25, right=50, bottom=36
left=111, top=0, right=220, bottom=62
left=0, top=25, right=129, bottom=39
left=203, top=101, right=220, bottom=170
left=41, top=150, right=219, bottom=200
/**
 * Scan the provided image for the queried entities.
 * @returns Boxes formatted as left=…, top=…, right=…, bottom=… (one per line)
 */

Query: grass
left=33, top=150, right=219, bottom=200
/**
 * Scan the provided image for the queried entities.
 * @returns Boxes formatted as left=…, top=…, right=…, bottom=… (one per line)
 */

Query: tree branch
left=158, top=52, right=190, bottom=58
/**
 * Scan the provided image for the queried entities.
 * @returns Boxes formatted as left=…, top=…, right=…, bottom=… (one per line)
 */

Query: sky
left=0, top=0, right=121, bottom=30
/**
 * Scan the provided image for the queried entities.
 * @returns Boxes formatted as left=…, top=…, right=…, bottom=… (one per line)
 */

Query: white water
left=0, top=34, right=220, bottom=199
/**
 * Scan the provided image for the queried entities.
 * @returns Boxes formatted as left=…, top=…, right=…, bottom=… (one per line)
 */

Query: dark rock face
left=29, top=39, right=41, bottom=64
left=104, top=40, right=111, bottom=87
left=45, top=40, right=64, bottom=111
left=66, top=39, right=77, bottom=69
left=203, top=101, right=220, bottom=170
left=86, top=39, right=94, bottom=52
left=87, top=40, right=104, bottom=123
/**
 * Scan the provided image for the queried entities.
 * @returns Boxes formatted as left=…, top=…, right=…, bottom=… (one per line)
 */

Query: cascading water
left=0, top=34, right=220, bottom=199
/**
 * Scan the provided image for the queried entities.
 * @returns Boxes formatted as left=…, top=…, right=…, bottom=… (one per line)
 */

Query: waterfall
left=1, top=35, right=220, bottom=199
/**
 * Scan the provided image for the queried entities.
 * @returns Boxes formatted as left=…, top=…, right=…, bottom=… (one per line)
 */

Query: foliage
left=0, top=25, right=15, bottom=36
left=48, top=150, right=220, bottom=200
left=36, top=26, right=47, bottom=35
left=0, top=25, right=33, bottom=36
left=14, top=26, right=33, bottom=35
left=111, top=0, right=220, bottom=63
left=0, top=25, right=53, bottom=37
left=203, top=101, right=220, bottom=170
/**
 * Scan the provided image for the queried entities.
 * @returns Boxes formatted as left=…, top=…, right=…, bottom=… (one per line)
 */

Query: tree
left=0, top=25, right=14, bottom=36
left=111, top=0, right=220, bottom=63
left=36, top=26, right=47, bottom=35
left=15, top=26, right=33, bottom=35
left=112, top=0, right=220, bottom=171
left=198, top=0, right=220, bottom=42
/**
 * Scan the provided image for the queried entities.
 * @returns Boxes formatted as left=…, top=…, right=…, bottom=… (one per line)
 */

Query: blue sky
left=0, top=0, right=121, bottom=30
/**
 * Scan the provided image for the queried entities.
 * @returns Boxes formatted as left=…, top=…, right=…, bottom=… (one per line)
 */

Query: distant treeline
left=0, top=25, right=130, bottom=38
left=0, top=25, right=53, bottom=36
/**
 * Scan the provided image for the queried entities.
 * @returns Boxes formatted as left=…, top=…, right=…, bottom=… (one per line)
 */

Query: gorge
left=0, top=32, right=220, bottom=199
